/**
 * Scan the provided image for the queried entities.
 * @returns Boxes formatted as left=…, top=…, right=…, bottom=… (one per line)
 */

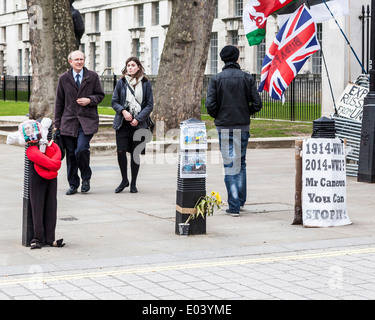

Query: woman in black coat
left=111, top=57, right=153, bottom=193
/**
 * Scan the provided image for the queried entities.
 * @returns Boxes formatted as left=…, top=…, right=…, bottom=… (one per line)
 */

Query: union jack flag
left=258, top=4, right=320, bottom=103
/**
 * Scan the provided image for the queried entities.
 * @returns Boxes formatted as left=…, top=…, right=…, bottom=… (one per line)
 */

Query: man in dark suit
left=54, top=50, right=104, bottom=195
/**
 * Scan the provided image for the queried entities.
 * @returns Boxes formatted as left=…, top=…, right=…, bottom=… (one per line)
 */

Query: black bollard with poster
left=175, top=118, right=208, bottom=235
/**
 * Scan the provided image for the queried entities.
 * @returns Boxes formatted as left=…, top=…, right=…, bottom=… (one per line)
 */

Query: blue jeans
left=218, top=129, right=250, bottom=212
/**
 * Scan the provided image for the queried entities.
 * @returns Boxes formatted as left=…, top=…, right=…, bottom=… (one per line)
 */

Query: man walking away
left=206, top=45, right=262, bottom=216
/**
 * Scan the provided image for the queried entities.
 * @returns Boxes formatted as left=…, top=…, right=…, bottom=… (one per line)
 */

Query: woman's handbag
left=52, top=129, right=65, bottom=160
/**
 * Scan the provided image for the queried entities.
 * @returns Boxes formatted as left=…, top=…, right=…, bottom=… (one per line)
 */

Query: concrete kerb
left=0, top=115, right=310, bottom=151
left=90, top=136, right=307, bottom=155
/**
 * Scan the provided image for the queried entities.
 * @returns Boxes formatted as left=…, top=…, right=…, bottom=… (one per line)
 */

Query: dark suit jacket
left=54, top=67, right=105, bottom=137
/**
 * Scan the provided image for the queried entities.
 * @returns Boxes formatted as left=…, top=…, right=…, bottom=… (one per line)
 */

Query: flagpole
left=357, top=0, right=375, bottom=183
left=321, top=0, right=367, bottom=75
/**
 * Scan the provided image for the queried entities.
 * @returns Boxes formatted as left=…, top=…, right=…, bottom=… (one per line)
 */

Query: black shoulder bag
left=52, top=129, right=65, bottom=160
left=124, top=78, right=155, bottom=133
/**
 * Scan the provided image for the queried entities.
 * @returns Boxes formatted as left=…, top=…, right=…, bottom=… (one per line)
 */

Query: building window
left=0, top=50, right=4, bottom=74
left=151, top=37, right=159, bottom=74
left=152, top=2, right=159, bottom=26
left=94, top=11, right=99, bottom=32
left=234, top=0, right=243, bottom=17
left=18, top=24, right=22, bottom=41
left=133, top=39, right=140, bottom=58
left=312, top=23, right=322, bottom=74
left=25, top=48, right=30, bottom=75
left=214, top=0, right=218, bottom=19
left=0, top=27, right=5, bottom=43
left=257, top=39, right=266, bottom=73
left=229, top=30, right=238, bottom=45
left=3, top=0, right=6, bottom=14
left=18, top=49, right=22, bottom=75
left=106, top=9, right=112, bottom=31
left=105, top=41, right=112, bottom=73
left=90, top=42, right=96, bottom=71
left=210, top=32, right=218, bottom=74
left=137, top=5, right=144, bottom=27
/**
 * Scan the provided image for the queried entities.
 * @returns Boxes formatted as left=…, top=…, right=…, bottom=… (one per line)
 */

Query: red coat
left=26, top=142, right=62, bottom=180
left=54, top=67, right=105, bottom=137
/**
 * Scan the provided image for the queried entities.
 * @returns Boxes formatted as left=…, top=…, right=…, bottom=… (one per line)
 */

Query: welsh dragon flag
left=243, top=0, right=296, bottom=46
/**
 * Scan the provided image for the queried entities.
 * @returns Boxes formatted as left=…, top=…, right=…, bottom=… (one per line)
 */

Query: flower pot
left=178, top=223, right=190, bottom=236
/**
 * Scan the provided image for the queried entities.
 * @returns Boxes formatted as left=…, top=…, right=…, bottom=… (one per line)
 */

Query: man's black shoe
left=81, top=180, right=90, bottom=193
left=226, top=209, right=240, bottom=217
left=66, top=187, right=77, bottom=195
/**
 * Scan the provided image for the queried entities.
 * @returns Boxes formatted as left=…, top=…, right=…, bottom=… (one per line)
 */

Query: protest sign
left=302, top=138, right=351, bottom=227
left=336, top=83, right=368, bottom=123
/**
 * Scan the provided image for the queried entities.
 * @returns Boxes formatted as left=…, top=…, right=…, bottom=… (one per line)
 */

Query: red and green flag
left=243, top=0, right=296, bottom=46
left=243, top=0, right=349, bottom=46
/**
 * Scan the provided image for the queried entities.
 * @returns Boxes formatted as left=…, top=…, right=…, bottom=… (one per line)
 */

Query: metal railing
left=0, top=73, right=322, bottom=121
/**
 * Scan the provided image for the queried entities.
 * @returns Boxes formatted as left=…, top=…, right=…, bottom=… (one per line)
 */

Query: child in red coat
left=8, top=118, right=65, bottom=249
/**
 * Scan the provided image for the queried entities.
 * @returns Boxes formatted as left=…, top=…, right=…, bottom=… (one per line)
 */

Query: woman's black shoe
left=115, top=181, right=129, bottom=193
left=30, top=240, right=42, bottom=250
left=130, top=185, right=138, bottom=193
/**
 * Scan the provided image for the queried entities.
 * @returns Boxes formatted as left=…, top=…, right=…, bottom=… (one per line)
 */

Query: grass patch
left=250, top=119, right=313, bottom=138
left=0, top=100, right=116, bottom=116
left=98, top=94, right=112, bottom=107
left=98, top=106, right=115, bottom=115
left=0, top=100, right=29, bottom=116
left=201, top=114, right=312, bottom=138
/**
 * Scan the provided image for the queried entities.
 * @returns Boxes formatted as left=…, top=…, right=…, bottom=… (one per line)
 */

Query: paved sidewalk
left=1, top=244, right=375, bottom=301
left=1, top=142, right=375, bottom=302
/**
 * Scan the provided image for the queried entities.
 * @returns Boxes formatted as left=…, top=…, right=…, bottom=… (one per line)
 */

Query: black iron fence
left=0, top=73, right=321, bottom=121
left=0, top=75, right=32, bottom=102
left=254, top=73, right=322, bottom=121
left=200, top=73, right=321, bottom=121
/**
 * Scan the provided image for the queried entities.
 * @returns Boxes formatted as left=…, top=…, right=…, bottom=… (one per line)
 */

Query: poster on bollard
left=179, top=122, right=207, bottom=150
left=179, top=150, right=207, bottom=178
left=302, top=138, right=351, bottom=227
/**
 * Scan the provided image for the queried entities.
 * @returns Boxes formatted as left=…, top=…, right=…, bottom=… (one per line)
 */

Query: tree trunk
left=153, top=0, right=216, bottom=132
left=26, top=0, right=76, bottom=120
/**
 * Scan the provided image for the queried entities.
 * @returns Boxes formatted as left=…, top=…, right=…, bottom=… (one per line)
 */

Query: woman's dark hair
left=121, top=56, right=148, bottom=81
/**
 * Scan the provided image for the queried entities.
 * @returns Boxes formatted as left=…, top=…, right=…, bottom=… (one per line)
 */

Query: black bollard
left=175, top=160, right=206, bottom=235
left=358, top=0, right=375, bottom=183
left=357, top=93, right=375, bottom=182
left=311, top=116, right=336, bottom=139
left=175, top=118, right=207, bottom=235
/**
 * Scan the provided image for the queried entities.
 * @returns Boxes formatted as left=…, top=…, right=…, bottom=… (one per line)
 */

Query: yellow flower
left=185, top=191, right=222, bottom=225
left=216, top=195, right=221, bottom=205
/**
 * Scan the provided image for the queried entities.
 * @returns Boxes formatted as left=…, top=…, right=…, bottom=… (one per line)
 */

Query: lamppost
left=358, top=0, right=375, bottom=183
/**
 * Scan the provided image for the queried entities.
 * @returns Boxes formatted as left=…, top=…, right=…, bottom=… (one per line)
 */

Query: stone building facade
left=0, top=0, right=370, bottom=116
